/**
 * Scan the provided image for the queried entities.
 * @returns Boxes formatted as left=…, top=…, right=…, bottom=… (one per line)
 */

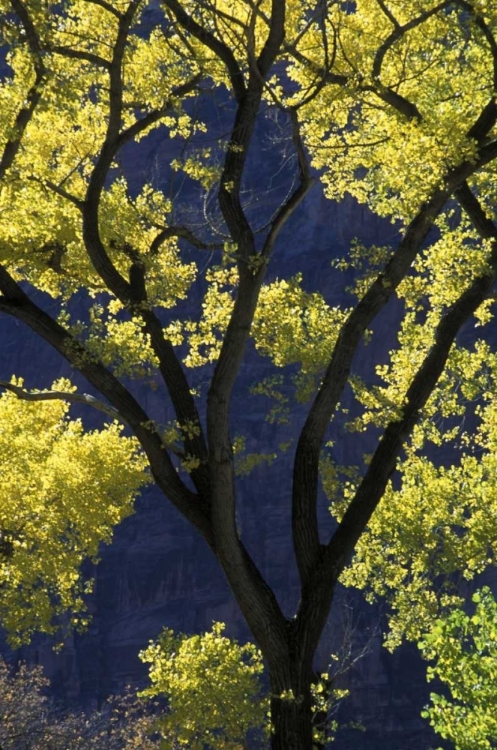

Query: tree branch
left=291, top=147, right=497, bottom=586
left=0, top=380, right=186, bottom=456
left=293, top=242, right=497, bottom=653
left=77, top=9, right=210, bottom=496
left=456, top=0, right=497, bottom=141
left=162, top=0, right=246, bottom=103
left=0, top=0, right=46, bottom=181
left=455, top=180, right=497, bottom=239
left=149, top=225, right=223, bottom=254
left=372, top=2, right=450, bottom=84
left=0, top=265, right=213, bottom=544
left=48, top=44, right=112, bottom=71
left=38, top=179, right=85, bottom=210
left=0, top=380, right=123, bottom=421
left=86, top=0, right=122, bottom=19
left=261, top=107, right=315, bottom=258
left=324, top=263, right=497, bottom=581
left=256, top=0, right=285, bottom=77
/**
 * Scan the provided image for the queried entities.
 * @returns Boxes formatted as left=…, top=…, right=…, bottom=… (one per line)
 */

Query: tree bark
left=269, top=670, right=314, bottom=750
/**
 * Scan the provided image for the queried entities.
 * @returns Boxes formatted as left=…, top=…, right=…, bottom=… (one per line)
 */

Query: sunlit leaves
left=0, top=381, right=149, bottom=645
left=290, top=1, right=494, bottom=220
left=139, top=622, right=268, bottom=749
left=419, top=588, right=497, bottom=750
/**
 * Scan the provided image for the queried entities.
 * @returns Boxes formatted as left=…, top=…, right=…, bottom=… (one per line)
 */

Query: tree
left=1, top=0, right=497, bottom=746
left=0, top=658, right=162, bottom=749
left=419, top=587, right=497, bottom=750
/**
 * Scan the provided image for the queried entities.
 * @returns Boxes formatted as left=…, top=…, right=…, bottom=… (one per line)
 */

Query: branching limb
left=162, top=0, right=246, bottom=102
left=323, top=262, right=497, bottom=582
left=0, top=265, right=213, bottom=544
left=78, top=8, right=210, bottom=496
left=372, top=2, right=450, bottom=83
left=194, top=0, right=292, bottom=660
left=291, top=146, right=497, bottom=587
left=0, top=0, right=46, bottom=181
left=292, top=239, right=497, bottom=654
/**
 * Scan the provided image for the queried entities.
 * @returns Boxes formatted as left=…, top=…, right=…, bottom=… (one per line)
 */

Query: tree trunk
left=269, top=671, right=314, bottom=750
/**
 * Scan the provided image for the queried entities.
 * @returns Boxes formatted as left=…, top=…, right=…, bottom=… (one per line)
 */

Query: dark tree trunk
left=268, top=653, right=318, bottom=750
left=270, top=685, right=314, bottom=750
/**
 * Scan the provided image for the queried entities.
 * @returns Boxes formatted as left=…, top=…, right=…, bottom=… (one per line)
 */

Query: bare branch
left=261, top=108, right=315, bottom=258
left=149, top=225, right=223, bottom=254
left=0, top=381, right=123, bottom=421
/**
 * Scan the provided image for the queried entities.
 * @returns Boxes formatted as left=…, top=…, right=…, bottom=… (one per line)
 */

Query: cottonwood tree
left=2, top=0, right=497, bottom=746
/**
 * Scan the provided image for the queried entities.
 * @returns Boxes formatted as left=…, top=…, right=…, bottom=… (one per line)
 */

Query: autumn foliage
left=1, top=0, right=497, bottom=746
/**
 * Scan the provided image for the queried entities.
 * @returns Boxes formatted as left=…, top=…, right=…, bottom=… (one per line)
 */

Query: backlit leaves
left=0, top=381, right=148, bottom=645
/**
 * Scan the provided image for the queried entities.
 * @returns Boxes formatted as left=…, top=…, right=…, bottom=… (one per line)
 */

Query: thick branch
left=293, top=248, right=497, bottom=657
left=292, top=184, right=497, bottom=650
left=457, top=0, right=497, bottom=141
left=162, top=0, right=246, bottom=102
left=257, top=0, right=285, bottom=77
left=206, top=0, right=291, bottom=648
left=291, top=148, right=497, bottom=586
left=0, top=0, right=45, bottom=181
left=0, top=266, right=213, bottom=544
left=455, top=181, right=497, bottom=239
